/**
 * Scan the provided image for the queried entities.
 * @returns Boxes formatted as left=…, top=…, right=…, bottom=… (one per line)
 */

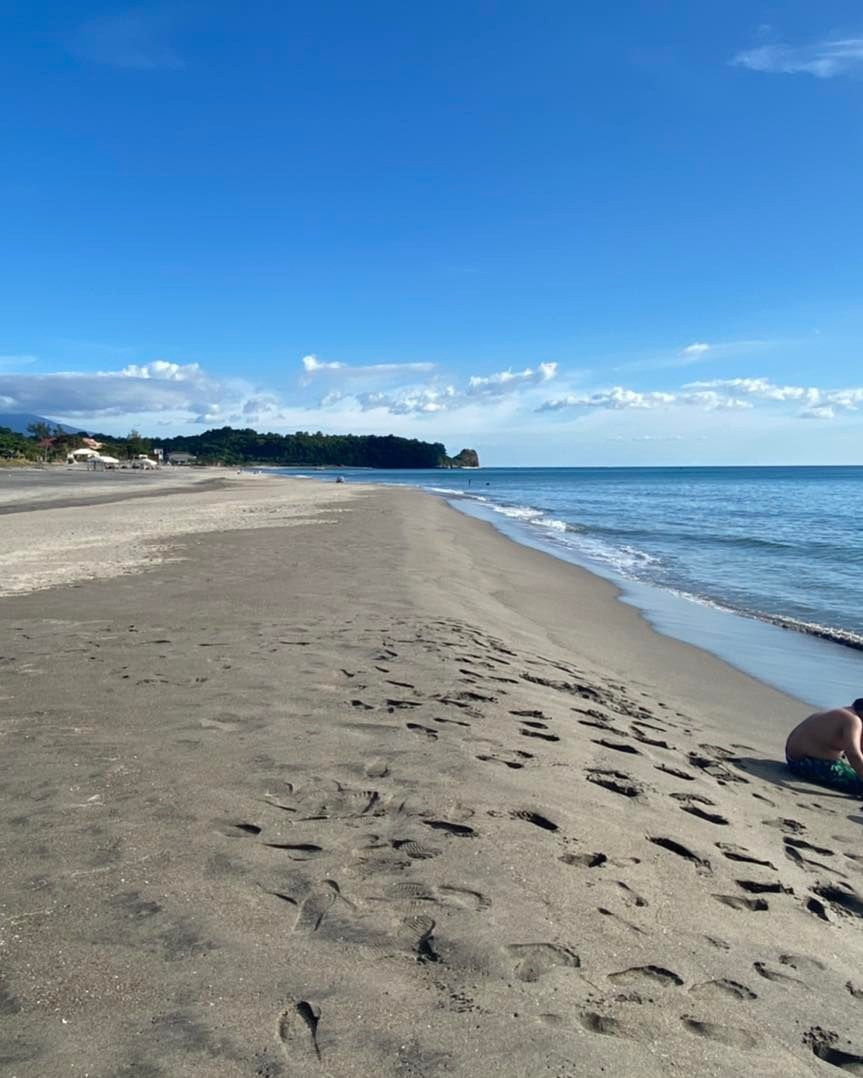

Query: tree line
left=1, top=422, right=478, bottom=469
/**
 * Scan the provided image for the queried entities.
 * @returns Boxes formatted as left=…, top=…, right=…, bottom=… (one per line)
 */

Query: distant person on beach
left=785, top=700, right=863, bottom=794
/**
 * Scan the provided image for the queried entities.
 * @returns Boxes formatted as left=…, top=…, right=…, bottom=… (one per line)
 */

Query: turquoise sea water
left=268, top=466, right=863, bottom=708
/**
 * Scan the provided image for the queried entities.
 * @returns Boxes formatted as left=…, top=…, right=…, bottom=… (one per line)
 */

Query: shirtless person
left=785, top=699, right=863, bottom=794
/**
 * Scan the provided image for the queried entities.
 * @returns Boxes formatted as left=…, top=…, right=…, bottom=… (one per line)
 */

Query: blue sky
left=2, top=2, right=862, bottom=464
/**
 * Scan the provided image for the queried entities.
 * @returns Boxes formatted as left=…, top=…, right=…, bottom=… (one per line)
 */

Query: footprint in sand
left=681, top=1017, right=758, bottom=1050
left=804, top=1027, right=863, bottom=1070
left=753, top=962, right=803, bottom=986
left=398, top=914, right=439, bottom=962
left=679, top=805, right=730, bottom=826
left=476, top=752, right=527, bottom=770
left=813, top=883, right=863, bottom=919
left=277, top=1001, right=321, bottom=1062
left=586, top=769, right=644, bottom=798
left=689, top=979, right=757, bottom=1002
left=712, top=894, right=769, bottom=912
left=294, top=881, right=343, bottom=934
left=560, top=852, right=608, bottom=868
left=608, top=965, right=683, bottom=989
left=631, top=728, right=672, bottom=749
left=264, top=842, right=324, bottom=860
left=593, top=738, right=641, bottom=755
left=715, top=842, right=776, bottom=870
left=510, top=809, right=558, bottom=832
left=616, top=881, right=648, bottom=908
left=406, top=722, right=438, bottom=740
left=216, top=821, right=262, bottom=838
left=506, top=943, right=580, bottom=983
left=779, top=953, right=826, bottom=975
left=597, top=906, right=645, bottom=935
left=392, top=839, right=441, bottom=860
left=648, top=836, right=711, bottom=873
left=423, top=819, right=477, bottom=837
left=578, top=1011, right=625, bottom=1037
left=654, top=764, right=697, bottom=782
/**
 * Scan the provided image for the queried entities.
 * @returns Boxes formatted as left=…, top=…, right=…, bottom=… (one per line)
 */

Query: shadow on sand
left=732, top=756, right=863, bottom=807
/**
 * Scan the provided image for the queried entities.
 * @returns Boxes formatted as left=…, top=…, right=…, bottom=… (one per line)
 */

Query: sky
left=1, top=1, right=863, bottom=465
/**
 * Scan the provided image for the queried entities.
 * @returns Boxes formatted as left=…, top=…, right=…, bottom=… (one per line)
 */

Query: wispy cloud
left=733, top=36, right=863, bottom=78
left=118, top=360, right=202, bottom=381
left=687, top=377, right=863, bottom=417
left=355, top=386, right=457, bottom=415
left=614, top=338, right=772, bottom=374
left=538, top=377, right=863, bottom=420
left=325, top=362, right=558, bottom=416
left=68, top=10, right=184, bottom=70
left=300, top=354, right=435, bottom=386
left=0, top=354, right=38, bottom=368
left=302, top=355, right=346, bottom=374
left=466, top=363, right=557, bottom=396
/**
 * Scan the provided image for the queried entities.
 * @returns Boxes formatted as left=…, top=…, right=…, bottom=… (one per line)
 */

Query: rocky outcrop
left=449, top=448, right=479, bottom=468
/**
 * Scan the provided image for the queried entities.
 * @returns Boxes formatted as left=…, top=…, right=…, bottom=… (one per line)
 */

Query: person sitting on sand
left=785, top=700, right=863, bottom=794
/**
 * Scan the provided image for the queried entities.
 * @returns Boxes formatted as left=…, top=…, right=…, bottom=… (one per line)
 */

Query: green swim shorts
left=786, top=753, right=863, bottom=795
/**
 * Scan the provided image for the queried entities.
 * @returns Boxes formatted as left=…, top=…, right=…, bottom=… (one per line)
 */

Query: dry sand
left=1, top=477, right=862, bottom=1077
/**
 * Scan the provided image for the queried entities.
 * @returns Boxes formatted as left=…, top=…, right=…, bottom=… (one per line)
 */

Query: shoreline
left=452, top=496, right=863, bottom=709
left=3, top=480, right=862, bottom=1075
left=261, top=467, right=863, bottom=707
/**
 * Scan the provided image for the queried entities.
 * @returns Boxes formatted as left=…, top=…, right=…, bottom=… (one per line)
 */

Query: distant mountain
left=0, top=413, right=85, bottom=436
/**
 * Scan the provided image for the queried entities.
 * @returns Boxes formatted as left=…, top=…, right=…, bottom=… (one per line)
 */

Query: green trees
left=26, top=421, right=57, bottom=441
left=155, top=428, right=458, bottom=467
left=4, top=422, right=475, bottom=468
left=124, top=429, right=151, bottom=458
left=0, top=426, right=34, bottom=459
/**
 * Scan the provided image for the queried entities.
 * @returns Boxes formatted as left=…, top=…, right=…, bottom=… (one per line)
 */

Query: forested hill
left=157, top=428, right=478, bottom=468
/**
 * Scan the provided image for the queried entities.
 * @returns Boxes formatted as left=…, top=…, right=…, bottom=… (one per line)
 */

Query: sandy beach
left=2, top=473, right=862, bottom=1077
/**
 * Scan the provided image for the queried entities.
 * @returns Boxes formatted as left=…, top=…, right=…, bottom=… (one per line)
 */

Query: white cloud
left=301, top=354, right=433, bottom=376
left=733, top=36, right=863, bottom=78
left=685, top=377, right=863, bottom=417
left=538, top=376, right=863, bottom=419
left=68, top=10, right=184, bottom=70
left=302, top=354, right=346, bottom=373
left=355, top=386, right=457, bottom=415
left=300, top=353, right=435, bottom=388
left=538, top=387, right=676, bottom=413
left=119, top=360, right=202, bottom=381
left=0, top=361, right=218, bottom=421
left=615, top=337, right=771, bottom=373
left=679, top=390, right=752, bottom=411
left=466, top=362, right=557, bottom=396
left=303, top=357, right=556, bottom=415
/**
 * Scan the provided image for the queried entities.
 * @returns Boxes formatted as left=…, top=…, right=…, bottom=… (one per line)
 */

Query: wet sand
left=1, top=478, right=861, bottom=1076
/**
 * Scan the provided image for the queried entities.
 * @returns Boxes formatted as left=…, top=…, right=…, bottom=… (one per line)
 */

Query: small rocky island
left=445, top=448, right=480, bottom=468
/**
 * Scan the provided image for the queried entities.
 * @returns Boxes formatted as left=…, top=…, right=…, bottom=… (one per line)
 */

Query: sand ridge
left=1, top=486, right=862, bottom=1076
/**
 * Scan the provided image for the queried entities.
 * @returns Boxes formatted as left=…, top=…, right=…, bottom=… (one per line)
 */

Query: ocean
left=268, top=465, right=863, bottom=708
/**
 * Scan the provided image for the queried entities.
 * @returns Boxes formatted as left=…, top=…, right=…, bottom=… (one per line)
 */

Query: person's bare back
left=786, top=706, right=861, bottom=762
left=785, top=699, right=863, bottom=794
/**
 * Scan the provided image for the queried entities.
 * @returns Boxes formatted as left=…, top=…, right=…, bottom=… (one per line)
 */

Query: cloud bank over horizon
left=2, top=352, right=862, bottom=466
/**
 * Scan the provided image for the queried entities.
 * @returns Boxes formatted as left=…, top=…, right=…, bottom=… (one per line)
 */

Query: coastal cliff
left=447, top=447, right=480, bottom=468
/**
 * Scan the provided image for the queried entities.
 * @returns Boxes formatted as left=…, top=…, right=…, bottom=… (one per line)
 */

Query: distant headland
left=0, top=417, right=479, bottom=469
